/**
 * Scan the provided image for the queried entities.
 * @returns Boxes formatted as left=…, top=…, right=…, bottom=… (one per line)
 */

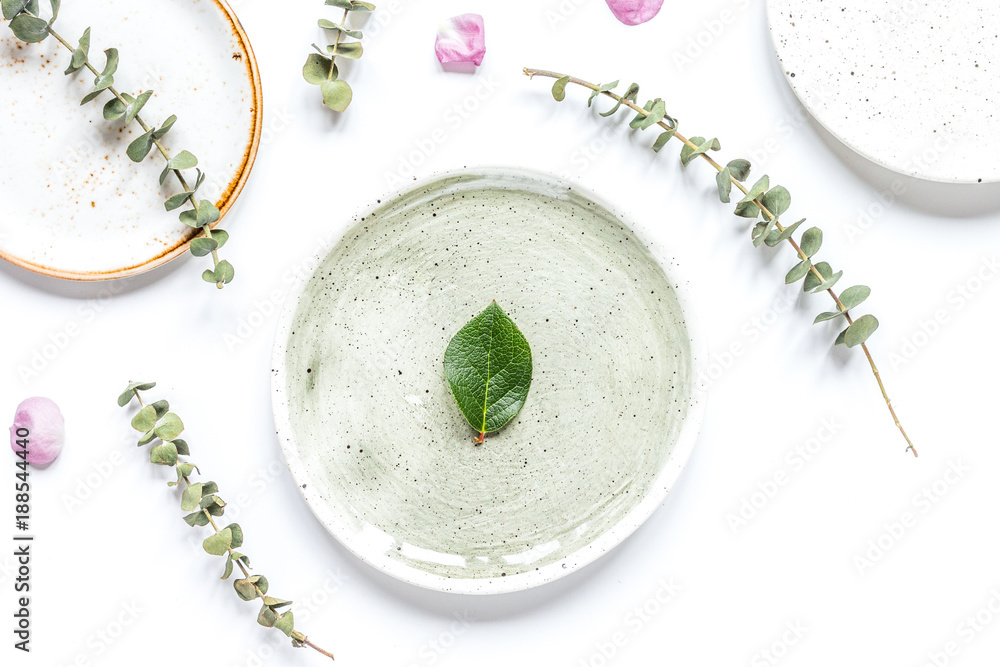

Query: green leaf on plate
left=443, top=301, right=533, bottom=444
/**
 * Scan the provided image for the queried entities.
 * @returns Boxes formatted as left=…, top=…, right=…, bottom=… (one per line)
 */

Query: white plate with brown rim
left=0, top=0, right=262, bottom=280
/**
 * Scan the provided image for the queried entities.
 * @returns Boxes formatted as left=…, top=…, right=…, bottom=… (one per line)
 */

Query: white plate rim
left=270, top=165, right=707, bottom=595
left=764, top=0, right=997, bottom=184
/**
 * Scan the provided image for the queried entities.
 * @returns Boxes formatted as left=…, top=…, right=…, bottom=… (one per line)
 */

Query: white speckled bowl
left=272, top=168, right=705, bottom=594
left=0, top=0, right=261, bottom=280
left=767, top=0, right=998, bottom=183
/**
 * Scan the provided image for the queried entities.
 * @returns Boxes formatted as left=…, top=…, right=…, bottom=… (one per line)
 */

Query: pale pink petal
left=605, top=0, right=664, bottom=26
left=435, top=13, right=486, bottom=67
left=9, top=397, right=65, bottom=466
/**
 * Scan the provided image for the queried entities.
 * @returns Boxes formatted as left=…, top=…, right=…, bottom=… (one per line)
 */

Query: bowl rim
left=270, top=165, right=708, bottom=595
left=0, top=0, right=264, bottom=281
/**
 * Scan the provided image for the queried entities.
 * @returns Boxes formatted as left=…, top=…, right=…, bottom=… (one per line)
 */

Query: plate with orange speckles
left=0, top=0, right=262, bottom=280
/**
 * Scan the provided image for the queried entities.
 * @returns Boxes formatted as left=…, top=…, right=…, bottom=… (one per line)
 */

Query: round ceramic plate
left=0, top=0, right=261, bottom=280
left=272, top=168, right=705, bottom=594
left=767, top=0, right=998, bottom=183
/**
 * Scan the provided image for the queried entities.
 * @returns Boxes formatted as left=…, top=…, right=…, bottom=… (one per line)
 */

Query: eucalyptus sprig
left=117, top=381, right=334, bottom=661
left=302, top=0, right=374, bottom=112
left=525, top=68, right=917, bottom=457
left=3, top=0, right=234, bottom=288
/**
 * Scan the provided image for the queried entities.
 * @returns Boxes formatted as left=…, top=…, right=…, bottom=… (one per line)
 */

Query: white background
left=4, top=1, right=1000, bottom=665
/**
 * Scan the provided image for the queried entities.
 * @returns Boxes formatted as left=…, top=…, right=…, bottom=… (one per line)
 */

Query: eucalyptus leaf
left=214, top=259, right=235, bottom=285
left=211, top=229, right=229, bottom=249
left=126, top=129, right=155, bottom=162
left=181, top=483, right=204, bottom=512
left=102, top=96, right=126, bottom=121
left=151, top=400, right=169, bottom=418
left=813, top=310, right=846, bottom=324
left=551, top=75, right=570, bottom=102
left=234, top=577, right=259, bottom=601
left=2, top=0, right=31, bottom=20
left=637, top=98, right=666, bottom=130
left=173, top=438, right=189, bottom=456
left=184, top=511, right=210, bottom=527
left=733, top=201, right=760, bottom=219
left=166, top=150, right=197, bottom=171
left=765, top=219, right=805, bottom=247
left=802, top=261, right=834, bottom=292
left=727, top=159, right=751, bottom=182
left=799, top=227, right=823, bottom=258
left=302, top=53, right=334, bottom=85
left=124, top=89, right=152, bottom=125
left=154, top=412, right=184, bottom=441
left=716, top=167, right=732, bottom=203
left=203, top=528, right=233, bottom=556
left=321, top=79, right=352, bottom=112
left=117, top=381, right=156, bottom=407
left=47, top=0, right=57, bottom=22
left=317, top=19, right=362, bottom=38
left=739, top=175, right=769, bottom=203
left=257, top=605, right=278, bottom=628
left=64, top=27, right=90, bottom=75
left=845, top=314, right=879, bottom=347
left=587, top=80, right=618, bottom=107
left=333, top=41, right=363, bottom=59
left=785, top=259, right=812, bottom=284
left=131, top=404, right=157, bottom=432
left=443, top=301, right=533, bottom=443
left=760, top=185, right=791, bottom=218
left=752, top=218, right=776, bottom=248
left=838, top=285, right=871, bottom=311
left=9, top=13, right=49, bottom=42
left=226, top=523, right=244, bottom=549
left=190, top=237, right=218, bottom=257
left=274, top=611, right=295, bottom=636
left=163, top=192, right=191, bottom=212
left=149, top=442, right=178, bottom=466
left=651, top=128, right=676, bottom=152
left=152, top=114, right=176, bottom=139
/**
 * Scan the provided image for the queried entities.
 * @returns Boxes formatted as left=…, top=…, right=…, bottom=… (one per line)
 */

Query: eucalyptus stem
left=524, top=68, right=917, bottom=457
left=5, top=3, right=233, bottom=288
left=303, top=0, right=375, bottom=112
left=120, top=383, right=334, bottom=661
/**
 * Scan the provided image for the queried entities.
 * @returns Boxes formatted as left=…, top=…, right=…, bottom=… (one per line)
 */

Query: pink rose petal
left=435, top=13, right=486, bottom=67
left=9, top=397, right=65, bottom=466
left=605, top=0, right=664, bottom=26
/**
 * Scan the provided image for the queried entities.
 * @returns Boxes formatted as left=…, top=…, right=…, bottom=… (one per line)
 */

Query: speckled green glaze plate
left=272, top=168, right=705, bottom=594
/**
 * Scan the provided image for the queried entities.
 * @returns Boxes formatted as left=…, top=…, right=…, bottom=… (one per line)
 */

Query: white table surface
left=3, top=1, right=999, bottom=665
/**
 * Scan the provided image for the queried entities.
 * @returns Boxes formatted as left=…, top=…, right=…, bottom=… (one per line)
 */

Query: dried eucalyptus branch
left=117, top=381, right=334, bottom=660
left=524, top=67, right=917, bottom=457
left=3, top=0, right=234, bottom=288
left=302, top=0, right=375, bottom=112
